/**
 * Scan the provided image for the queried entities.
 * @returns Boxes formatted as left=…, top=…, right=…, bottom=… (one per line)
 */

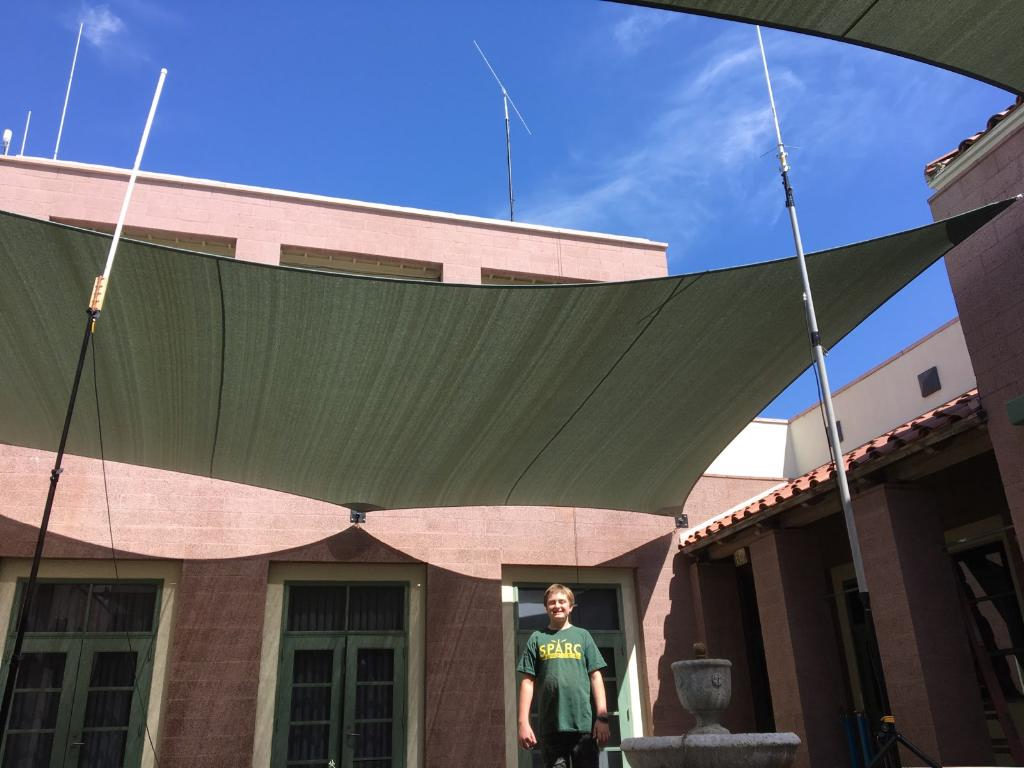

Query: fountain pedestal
left=621, top=657, right=799, bottom=768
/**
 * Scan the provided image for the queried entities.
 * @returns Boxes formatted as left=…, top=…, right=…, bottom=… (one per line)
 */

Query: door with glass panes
left=0, top=581, right=160, bottom=768
left=514, top=584, right=634, bottom=768
left=272, top=584, right=407, bottom=768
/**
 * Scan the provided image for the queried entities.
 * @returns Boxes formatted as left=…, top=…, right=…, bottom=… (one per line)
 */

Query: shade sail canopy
left=0, top=202, right=1012, bottom=514
left=610, top=1, right=1024, bottom=94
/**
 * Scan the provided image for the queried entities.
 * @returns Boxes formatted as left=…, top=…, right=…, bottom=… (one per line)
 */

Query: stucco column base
left=855, top=483, right=993, bottom=765
left=749, top=528, right=846, bottom=768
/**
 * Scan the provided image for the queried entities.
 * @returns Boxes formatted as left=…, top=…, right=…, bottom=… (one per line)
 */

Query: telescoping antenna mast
left=0, top=67, right=168, bottom=749
left=755, top=27, right=937, bottom=768
left=474, top=40, right=532, bottom=221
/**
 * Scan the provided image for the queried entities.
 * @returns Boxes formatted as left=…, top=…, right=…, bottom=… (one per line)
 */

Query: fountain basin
left=621, top=733, right=800, bottom=768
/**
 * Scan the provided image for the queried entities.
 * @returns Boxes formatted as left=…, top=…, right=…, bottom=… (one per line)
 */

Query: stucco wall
left=927, top=117, right=1024, bottom=542
left=0, top=157, right=667, bottom=283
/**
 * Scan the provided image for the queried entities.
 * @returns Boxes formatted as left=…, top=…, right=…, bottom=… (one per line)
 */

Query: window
left=512, top=582, right=634, bottom=768
left=480, top=269, right=591, bottom=286
left=280, top=246, right=441, bottom=281
left=0, top=581, right=163, bottom=768
left=50, top=218, right=236, bottom=258
left=272, top=584, right=407, bottom=768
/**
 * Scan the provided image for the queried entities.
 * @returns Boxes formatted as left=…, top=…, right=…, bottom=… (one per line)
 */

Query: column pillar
left=855, top=483, right=992, bottom=764
left=690, top=560, right=756, bottom=732
left=750, top=528, right=847, bottom=768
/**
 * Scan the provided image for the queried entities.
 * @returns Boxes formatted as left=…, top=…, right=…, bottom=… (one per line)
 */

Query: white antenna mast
left=20, top=111, right=31, bottom=156
left=474, top=40, right=531, bottom=221
left=54, top=22, right=84, bottom=160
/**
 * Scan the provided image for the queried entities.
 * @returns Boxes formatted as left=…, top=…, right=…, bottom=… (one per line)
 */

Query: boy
left=517, top=584, right=610, bottom=768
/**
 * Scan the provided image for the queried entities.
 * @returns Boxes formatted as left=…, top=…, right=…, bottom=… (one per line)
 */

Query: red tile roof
left=925, top=96, right=1024, bottom=181
left=681, top=389, right=984, bottom=550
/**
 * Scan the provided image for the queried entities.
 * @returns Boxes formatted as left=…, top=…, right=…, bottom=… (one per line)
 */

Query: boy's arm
left=590, top=669, right=610, bottom=745
left=518, top=675, right=538, bottom=748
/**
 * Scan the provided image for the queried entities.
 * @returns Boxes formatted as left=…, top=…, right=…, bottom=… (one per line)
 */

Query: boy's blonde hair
left=544, top=583, right=575, bottom=607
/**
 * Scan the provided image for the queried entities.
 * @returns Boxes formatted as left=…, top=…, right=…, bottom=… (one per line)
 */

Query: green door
left=271, top=584, right=407, bottom=768
left=342, top=636, right=405, bottom=768
left=66, top=640, right=154, bottom=767
left=1, top=582, right=160, bottom=768
left=273, top=636, right=347, bottom=767
left=1, top=640, right=80, bottom=767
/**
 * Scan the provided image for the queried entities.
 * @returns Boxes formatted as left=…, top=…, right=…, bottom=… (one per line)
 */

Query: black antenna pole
left=474, top=40, right=532, bottom=223
left=0, top=68, right=167, bottom=757
left=504, top=92, right=514, bottom=220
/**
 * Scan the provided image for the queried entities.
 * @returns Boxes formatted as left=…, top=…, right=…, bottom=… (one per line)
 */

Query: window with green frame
left=0, top=580, right=162, bottom=768
left=514, top=584, right=633, bottom=768
left=272, top=583, right=407, bottom=768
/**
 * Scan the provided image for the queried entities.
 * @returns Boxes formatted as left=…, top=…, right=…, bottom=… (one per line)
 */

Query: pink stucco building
left=1, top=107, right=1022, bottom=768
left=0, top=156, right=777, bottom=768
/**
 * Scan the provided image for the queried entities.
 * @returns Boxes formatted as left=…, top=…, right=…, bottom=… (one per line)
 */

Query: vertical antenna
left=474, top=40, right=532, bottom=221
left=0, top=66, right=169, bottom=755
left=54, top=22, right=84, bottom=160
left=101, top=68, right=167, bottom=282
left=20, top=111, right=32, bottom=156
left=757, top=23, right=864, bottom=594
left=757, top=28, right=935, bottom=768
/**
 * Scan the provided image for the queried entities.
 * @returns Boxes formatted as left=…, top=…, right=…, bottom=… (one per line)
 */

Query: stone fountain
left=621, top=644, right=800, bottom=768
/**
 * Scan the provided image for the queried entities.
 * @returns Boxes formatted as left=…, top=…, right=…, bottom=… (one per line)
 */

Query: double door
left=2, top=638, right=153, bottom=768
left=273, top=635, right=405, bottom=768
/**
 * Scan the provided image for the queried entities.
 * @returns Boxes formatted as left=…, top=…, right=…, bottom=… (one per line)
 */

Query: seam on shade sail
left=208, top=258, right=227, bottom=477
left=841, top=0, right=881, bottom=36
left=503, top=273, right=701, bottom=505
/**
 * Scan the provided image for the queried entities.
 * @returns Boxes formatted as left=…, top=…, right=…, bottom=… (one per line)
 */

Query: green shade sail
left=0, top=202, right=1012, bottom=514
left=611, top=1, right=1023, bottom=94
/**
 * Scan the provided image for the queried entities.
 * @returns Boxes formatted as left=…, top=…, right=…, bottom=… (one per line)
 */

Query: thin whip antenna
left=757, top=28, right=932, bottom=763
left=474, top=40, right=531, bottom=221
left=757, top=25, right=859, bottom=586
left=54, top=22, right=84, bottom=160
left=101, top=67, right=167, bottom=282
left=20, top=111, right=31, bottom=156
left=0, top=66, right=169, bottom=754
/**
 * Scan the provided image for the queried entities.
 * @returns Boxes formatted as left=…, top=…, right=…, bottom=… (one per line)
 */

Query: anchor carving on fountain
left=621, top=643, right=800, bottom=768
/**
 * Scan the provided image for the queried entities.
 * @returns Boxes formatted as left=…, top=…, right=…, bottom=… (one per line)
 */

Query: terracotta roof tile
left=925, top=97, right=1024, bottom=180
left=681, top=389, right=983, bottom=550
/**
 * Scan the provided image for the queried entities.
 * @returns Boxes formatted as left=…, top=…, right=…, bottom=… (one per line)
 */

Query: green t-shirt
left=517, top=625, right=607, bottom=736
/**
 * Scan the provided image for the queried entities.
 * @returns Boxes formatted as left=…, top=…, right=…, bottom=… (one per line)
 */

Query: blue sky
left=0, top=1, right=1013, bottom=418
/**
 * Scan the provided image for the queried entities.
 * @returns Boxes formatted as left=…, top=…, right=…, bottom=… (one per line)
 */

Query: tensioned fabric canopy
left=610, top=1, right=1024, bottom=94
left=0, top=202, right=1012, bottom=515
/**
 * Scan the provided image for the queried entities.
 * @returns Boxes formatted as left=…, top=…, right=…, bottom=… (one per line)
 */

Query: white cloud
left=612, top=9, right=677, bottom=56
left=518, top=35, right=777, bottom=238
left=80, top=4, right=125, bottom=48
left=516, top=28, right=901, bottom=260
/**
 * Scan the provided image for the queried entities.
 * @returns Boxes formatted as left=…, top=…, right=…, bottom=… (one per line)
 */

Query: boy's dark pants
left=540, top=732, right=599, bottom=768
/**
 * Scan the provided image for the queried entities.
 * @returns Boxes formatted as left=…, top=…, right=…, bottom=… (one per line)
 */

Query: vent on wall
left=280, top=245, right=441, bottom=281
left=50, top=218, right=237, bottom=258
left=918, top=366, right=942, bottom=397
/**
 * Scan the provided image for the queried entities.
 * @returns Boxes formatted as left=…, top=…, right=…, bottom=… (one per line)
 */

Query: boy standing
left=517, top=584, right=610, bottom=768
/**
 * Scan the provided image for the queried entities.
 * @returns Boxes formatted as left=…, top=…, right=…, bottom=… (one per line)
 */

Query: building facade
left=0, top=156, right=780, bottom=768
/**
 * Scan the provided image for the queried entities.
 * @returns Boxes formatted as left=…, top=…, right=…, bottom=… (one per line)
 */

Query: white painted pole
left=20, top=111, right=31, bottom=156
left=100, top=68, right=168, bottom=283
left=54, top=22, right=84, bottom=160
